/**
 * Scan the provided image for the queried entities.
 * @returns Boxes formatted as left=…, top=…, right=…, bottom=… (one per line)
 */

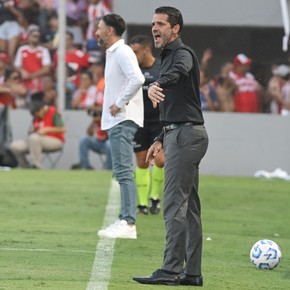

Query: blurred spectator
left=0, top=0, right=21, bottom=64
left=30, top=74, right=57, bottom=106
left=35, top=0, right=57, bottom=31
left=14, top=26, right=52, bottom=97
left=9, top=101, right=65, bottom=168
left=18, top=0, right=40, bottom=25
left=0, top=51, right=9, bottom=84
left=200, top=68, right=219, bottom=111
left=71, top=111, right=112, bottom=170
left=65, top=71, right=76, bottom=110
left=71, top=60, right=110, bottom=170
left=0, top=67, right=28, bottom=108
left=55, top=0, right=87, bottom=48
left=200, top=47, right=213, bottom=71
left=53, top=31, right=89, bottom=87
left=277, top=66, right=290, bottom=116
left=229, top=53, right=262, bottom=113
left=214, top=62, right=237, bottom=112
left=18, top=13, right=33, bottom=46
left=41, top=12, right=58, bottom=53
left=0, top=104, right=18, bottom=168
left=42, top=75, right=57, bottom=106
left=85, top=0, right=111, bottom=60
left=71, top=70, right=100, bottom=110
left=266, top=64, right=290, bottom=114
left=87, top=59, right=105, bottom=89
left=17, top=0, right=40, bottom=46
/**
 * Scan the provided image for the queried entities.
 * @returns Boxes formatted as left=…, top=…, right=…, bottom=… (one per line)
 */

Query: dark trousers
left=162, top=124, right=208, bottom=275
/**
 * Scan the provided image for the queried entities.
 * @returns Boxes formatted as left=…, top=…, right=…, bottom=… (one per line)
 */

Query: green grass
left=0, top=170, right=289, bottom=289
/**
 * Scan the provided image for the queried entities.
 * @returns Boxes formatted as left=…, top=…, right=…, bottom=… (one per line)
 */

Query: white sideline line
left=86, top=178, right=120, bottom=290
left=0, top=247, right=95, bottom=254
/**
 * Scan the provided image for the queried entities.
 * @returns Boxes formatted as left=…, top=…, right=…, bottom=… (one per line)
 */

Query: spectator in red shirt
left=71, top=111, right=112, bottom=170
left=9, top=101, right=65, bottom=168
left=71, top=70, right=100, bottom=110
left=14, top=26, right=52, bottom=95
left=229, top=53, right=262, bottom=113
left=53, top=31, right=89, bottom=87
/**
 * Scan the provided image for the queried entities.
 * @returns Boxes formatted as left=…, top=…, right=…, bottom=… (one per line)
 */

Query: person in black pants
left=133, top=6, right=209, bottom=286
left=129, top=35, right=164, bottom=215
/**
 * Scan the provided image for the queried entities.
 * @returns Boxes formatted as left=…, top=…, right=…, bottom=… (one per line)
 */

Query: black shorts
left=133, top=121, right=162, bottom=153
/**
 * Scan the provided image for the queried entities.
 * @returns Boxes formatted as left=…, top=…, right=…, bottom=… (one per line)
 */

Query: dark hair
left=80, top=70, right=94, bottom=81
left=66, top=31, right=74, bottom=40
left=4, top=68, right=20, bottom=81
left=129, top=35, right=152, bottom=49
left=29, top=101, right=45, bottom=115
left=155, top=6, right=183, bottom=33
left=101, top=13, right=126, bottom=37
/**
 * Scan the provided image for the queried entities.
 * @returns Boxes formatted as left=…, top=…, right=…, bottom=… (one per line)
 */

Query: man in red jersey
left=14, top=26, right=51, bottom=95
left=229, top=53, right=262, bottom=113
left=10, top=101, right=65, bottom=169
left=53, top=31, right=89, bottom=87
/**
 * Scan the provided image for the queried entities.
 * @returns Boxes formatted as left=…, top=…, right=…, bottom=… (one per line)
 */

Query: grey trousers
left=162, top=124, right=208, bottom=276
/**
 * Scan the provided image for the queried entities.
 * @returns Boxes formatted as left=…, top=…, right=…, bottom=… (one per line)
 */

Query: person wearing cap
left=14, top=26, right=52, bottom=95
left=229, top=53, right=262, bottom=113
left=9, top=101, right=65, bottom=169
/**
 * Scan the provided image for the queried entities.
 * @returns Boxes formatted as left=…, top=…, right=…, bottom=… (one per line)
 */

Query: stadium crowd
left=1, top=0, right=290, bottom=170
left=1, top=0, right=290, bottom=114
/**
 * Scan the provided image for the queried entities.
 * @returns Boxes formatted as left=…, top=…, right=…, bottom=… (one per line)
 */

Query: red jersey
left=53, top=49, right=89, bottom=86
left=86, top=3, right=111, bottom=39
left=94, top=120, right=107, bottom=141
left=0, top=92, right=16, bottom=109
left=33, top=106, right=65, bottom=142
left=14, top=45, right=51, bottom=92
left=229, top=71, right=259, bottom=113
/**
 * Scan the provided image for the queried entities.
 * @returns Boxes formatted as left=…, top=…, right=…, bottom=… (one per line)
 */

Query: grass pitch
left=0, top=170, right=289, bottom=289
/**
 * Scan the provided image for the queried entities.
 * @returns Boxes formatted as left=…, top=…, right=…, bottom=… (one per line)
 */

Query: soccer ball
left=250, top=239, right=282, bottom=270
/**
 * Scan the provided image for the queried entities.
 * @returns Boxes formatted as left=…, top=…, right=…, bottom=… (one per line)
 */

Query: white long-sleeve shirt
left=101, top=39, right=145, bottom=130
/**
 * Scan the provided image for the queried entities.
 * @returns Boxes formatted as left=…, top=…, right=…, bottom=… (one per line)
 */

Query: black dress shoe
left=179, top=273, right=203, bottom=286
left=133, top=269, right=180, bottom=285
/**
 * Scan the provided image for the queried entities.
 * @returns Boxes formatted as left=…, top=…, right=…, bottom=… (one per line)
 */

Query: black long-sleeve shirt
left=156, top=38, right=204, bottom=126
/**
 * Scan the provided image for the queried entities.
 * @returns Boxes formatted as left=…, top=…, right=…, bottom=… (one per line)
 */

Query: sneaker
left=97, top=219, right=120, bottom=236
left=97, top=220, right=137, bottom=239
left=149, top=198, right=160, bottom=215
left=137, top=205, right=149, bottom=215
left=97, top=219, right=120, bottom=235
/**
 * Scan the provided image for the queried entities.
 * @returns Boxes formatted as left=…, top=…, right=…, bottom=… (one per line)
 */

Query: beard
left=97, top=38, right=105, bottom=48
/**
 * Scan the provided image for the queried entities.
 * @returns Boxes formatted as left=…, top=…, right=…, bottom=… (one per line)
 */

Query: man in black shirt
left=129, top=35, right=164, bottom=216
left=133, top=6, right=209, bottom=286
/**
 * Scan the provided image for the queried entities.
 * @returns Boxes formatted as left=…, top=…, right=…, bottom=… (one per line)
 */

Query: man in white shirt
left=95, top=13, right=144, bottom=239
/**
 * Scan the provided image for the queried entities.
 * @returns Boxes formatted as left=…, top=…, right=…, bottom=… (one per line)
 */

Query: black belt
left=162, top=122, right=201, bottom=134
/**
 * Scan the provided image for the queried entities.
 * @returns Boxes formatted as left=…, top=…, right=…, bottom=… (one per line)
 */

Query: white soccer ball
left=250, top=239, right=282, bottom=270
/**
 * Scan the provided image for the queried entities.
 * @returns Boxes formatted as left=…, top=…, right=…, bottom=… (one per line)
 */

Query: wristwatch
left=148, top=81, right=160, bottom=88
left=153, top=132, right=164, bottom=144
